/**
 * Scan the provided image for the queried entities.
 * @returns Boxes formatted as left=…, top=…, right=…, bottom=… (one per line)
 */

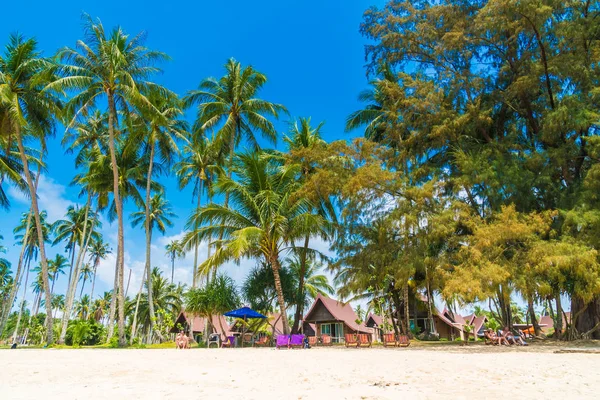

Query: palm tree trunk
left=555, top=292, right=563, bottom=338
left=106, top=262, right=118, bottom=342
left=0, top=211, right=32, bottom=336
left=12, top=258, right=31, bottom=343
left=527, top=294, right=540, bottom=336
left=144, top=138, right=158, bottom=339
left=79, top=278, right=87, bottom=299
left=130, top=272, right=146, bottom=343
left=107, top=92, right=126, bottom=347
left=291, top=235, right=310, bottom=334
left=192, top=179, right=203, bottom=288
left=59, top=193, right=92, bottom=344
left=270, top=255, right=290, bottom=334
left=403, top=282, right=410, bottom=337
left=15, top=127, right=53, bottom=344
left=90, top=258, right=99, bottom=302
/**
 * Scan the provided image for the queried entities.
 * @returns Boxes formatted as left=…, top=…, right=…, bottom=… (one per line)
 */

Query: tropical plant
left=87, top=237, right=111, bottom=302
left=165, top=239, right=184, bottom=285
left=185, top=152, right=328, bottom=334
left=79, top=263, right=93, bottom=298
left=47, top=254, right=69, bottom=295
left=52, top=14, right=169, bottom=346
left=0, top=34, right=59, bottom=342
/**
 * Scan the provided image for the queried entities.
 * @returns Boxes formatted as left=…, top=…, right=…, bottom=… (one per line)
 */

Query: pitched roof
left=266, top=313, right=285, bottom=336
left=174, top=311, right=230, bottom=336
left=304, top=294, right=370, bottom=333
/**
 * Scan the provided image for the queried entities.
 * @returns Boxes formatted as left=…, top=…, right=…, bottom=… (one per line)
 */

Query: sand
left=1, top=346, right=598, bottom=399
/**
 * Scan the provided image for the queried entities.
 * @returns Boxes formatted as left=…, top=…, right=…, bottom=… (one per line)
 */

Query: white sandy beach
left=1, top=346, right=598, bottom=399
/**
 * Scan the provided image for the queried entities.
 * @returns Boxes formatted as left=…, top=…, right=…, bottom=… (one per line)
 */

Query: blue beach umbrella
left=224, top=306, right=267, bottom=319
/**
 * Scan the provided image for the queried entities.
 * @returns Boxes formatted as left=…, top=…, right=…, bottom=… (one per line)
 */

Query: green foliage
left=65, top=319, right=105, bottom=346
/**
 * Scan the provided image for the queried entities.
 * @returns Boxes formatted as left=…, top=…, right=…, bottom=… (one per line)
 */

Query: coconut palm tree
left=52, top=206, right=101, bottom=283
left=175, top=133, right=222, bottom=287
left=132, top=87, right=186, bottom=334
left=282, top=117, right=334, bottom=332
left=128, top=267, right=182, bottom=342
left=184, top=58, right=286, bottom=172
left=51, top=15, right=169, bottom=346
left=73, top=294, right=91, bottom=320
left=79, top=264, right=93, bottom=299
left=87, top=237, right=111, bottom=302
left=165, top=240, right=184, bottom=285
left=47, top=254, right=69, bottom=295
left=91, top=291, right=111, bottom=324
left=130, top=194, right=176, bottom=337
left=0, top=34, right=60, bottom=342
left=287, top=255, right=334, bottom=321
left=185, top=152, right=329, bottom=334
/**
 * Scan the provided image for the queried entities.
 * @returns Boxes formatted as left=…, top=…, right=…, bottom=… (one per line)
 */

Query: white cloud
left=8, top=174, right=75, bottom=222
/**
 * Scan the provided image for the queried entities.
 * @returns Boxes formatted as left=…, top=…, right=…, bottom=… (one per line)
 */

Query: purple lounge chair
left=276, top=335, right=290, bottom=349
left=290, top=334, right=304, bottom=349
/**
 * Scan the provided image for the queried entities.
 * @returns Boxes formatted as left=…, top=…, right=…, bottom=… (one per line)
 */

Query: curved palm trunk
left=192, top=179, right=203, bottom=288
left=270, top=255, right=290, bottom=334
left=107, top=92, right=126, bottom=346
left=59, top=194, right=92, bottom=344
left=89, top=258, right=100, bottom=302
left=130, top=272, right=146, bottom=343
left=12, top=258, right=31, bottom=343
left=0, top=211, right=32, bottom=336
left=15, top=127, right=53, bottom=344
left=143, top=138, right=158, bottom=340
left=291, top=235, right=310, bottom=334
left=79, top=278, right=87, bottom=299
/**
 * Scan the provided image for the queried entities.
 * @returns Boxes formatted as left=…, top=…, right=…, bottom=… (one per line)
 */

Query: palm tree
left=50, top=294, right=65, bottom=316
left=130, top=194, right=176, bottom=338
left=0, top=34, right=60, bottom=343
left=184, top=59, right=286, bottom=239
left=165, top=240, right=184, bottom=284
left=52, top=15, right=168, bottom=346
left=127, top=267, right=182, bottom=342
left=175, top=133, right=222, bottom=287
left=133, top=87, right=185, bottom=334
left=79, top=264, right=93, bottom=299
left=47, top=254, right=69, bottom=295
left=283, top=117, right=334, bottom=332
left=73, top=294, right=91, bottom=320
left=87, top=237, right=111, bottom=302
left=91, top=291, right=111, bottom=324
left=52, top=205, right=100, bottom=285
left=287, top=255, right=334, bottom=322
left=186, top=152, right=328, bottom=334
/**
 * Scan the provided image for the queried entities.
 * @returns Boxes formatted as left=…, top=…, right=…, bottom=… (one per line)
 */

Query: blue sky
left=1, top=0, right=384, bottom=305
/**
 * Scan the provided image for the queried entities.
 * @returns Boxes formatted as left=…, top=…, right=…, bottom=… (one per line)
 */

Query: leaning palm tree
left=165, top=240, right=184, bottom=285
left=87, top=237, right=111, bottom=302
left=51, top=15, right=169, bottom=346
left=0, top=34, right=60, bottom=343
left=287, top=255, right=334, bottom=319
left=185, top=152, right=329, bottom=334
left=175, top=133, right=222, bottom=287
left=130, top=194, right=176, bottom=338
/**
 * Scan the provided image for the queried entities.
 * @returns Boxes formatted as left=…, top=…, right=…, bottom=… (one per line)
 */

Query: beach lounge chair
left=290, top=334, right=304, bottom=349
left=321, top=334, right=332, bottom=346
left=383, top=333, right=397, bottom=347
left=276, top=335, right=290, bottom=349
left=398, top=334, right=410, bottom=347
left=345, top=334, right=359, bottom=348
left=358, top=334, right=371, bottom=348
left=242, top=333, right=253, bottom=347
left=221, top=335, right=235, bottom=348
left=254, top=336, right=269, bottom=347
left=308, top=336, right=318, bottom=347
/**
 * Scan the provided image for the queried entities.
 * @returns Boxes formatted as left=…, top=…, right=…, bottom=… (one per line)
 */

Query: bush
left=65, top=320, right=106, bottom=346
left=108, top=335, right=120, bottom=348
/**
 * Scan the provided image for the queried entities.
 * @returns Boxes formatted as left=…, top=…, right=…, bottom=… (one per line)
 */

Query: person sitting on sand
left=502, top=326, right=525, bottom=345
left=175, top=332, right=183, bottom=349
left=484, top=329, right=504, bottom=345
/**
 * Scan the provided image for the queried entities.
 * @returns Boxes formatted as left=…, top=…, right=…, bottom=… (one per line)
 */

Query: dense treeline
left=1, top=0, right=600, bottom=346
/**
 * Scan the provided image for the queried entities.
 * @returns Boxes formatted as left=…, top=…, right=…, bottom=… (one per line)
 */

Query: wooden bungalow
left=303, top=294, right=371, bottom=343
left=364, top=313, right=394, bottom=343
left=170, top=311, right=230, bottom=343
